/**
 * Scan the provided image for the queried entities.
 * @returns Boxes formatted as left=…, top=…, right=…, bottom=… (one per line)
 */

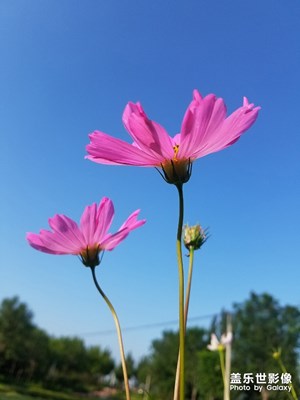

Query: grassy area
left=0, top=382, right=143, bottom=400
left=0, top=383, right=81, bottom=400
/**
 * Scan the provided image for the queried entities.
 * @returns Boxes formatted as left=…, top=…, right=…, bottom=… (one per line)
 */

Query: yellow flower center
left=158, top=143, right=192, bottom=185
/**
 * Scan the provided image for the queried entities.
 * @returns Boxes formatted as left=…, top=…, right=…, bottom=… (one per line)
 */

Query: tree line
left=0, top=296, right=116, bottom=391
left=0, top=293, right=299, bottom=399
left=138, top=293, right=300, bottom=399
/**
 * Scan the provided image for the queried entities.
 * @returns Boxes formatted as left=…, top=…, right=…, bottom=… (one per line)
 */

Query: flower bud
left=272, top=348, right=282, bottom=360
left=183, top=224, right=207, bottom=250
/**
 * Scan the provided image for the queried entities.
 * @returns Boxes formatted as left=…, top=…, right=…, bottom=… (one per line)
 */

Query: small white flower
left=207, top=332, right=232, bottom=351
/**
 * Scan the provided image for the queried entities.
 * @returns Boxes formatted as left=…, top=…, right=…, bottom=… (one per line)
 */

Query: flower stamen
left=173, top=144, right=180, bottom=160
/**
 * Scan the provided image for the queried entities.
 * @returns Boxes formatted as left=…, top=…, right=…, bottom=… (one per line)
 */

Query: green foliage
left=0, top=296, right=115, bottom=392
left=135, top=293, right=300, bottom=399
left=215, top=292, right=300, bottom=399
left=232, top=293, right=299, bottom=374
left=0, top=296, right=34, bottom=367
left=136, top=356, right=152, bottom=386
left=138, top=327, right=207, bottom=399
left=1, top=293, right=299, bottom=400
left=0, top=382, right=111, bottom=400
left=115, top=352, right=136, bottom=386
left=0, top=296, right=50, bottom=382
left=150, top=330, right=179, bottom=399
left=185, top=327, right=208, bottom=398
left=197, top=350, right=223, bottom=399
left=87, top=345, right=115, bottom=376
left=48, top=336, right=88, bottom=373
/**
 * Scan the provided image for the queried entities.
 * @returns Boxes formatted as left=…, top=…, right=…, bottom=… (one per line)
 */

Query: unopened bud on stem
left=183, top=224, right=207, bottom=250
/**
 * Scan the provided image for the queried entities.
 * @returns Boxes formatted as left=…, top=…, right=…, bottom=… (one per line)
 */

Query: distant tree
left=26, top=327, right=50, bottom=381
left=185, top=327, right=208, bottom=399
left=215, top=292, right=300, bottom=399
left=0, top=296, right=116, bottom=391
left=46, top=337, right=117, bottom=390
left=115, top=352, right=136, bottom=384
left=48, top=336, right=88, bottom=373
left=197, top=349, right=223, bottom=400
left=136, top=355, right=152, bottom=387
left=145, top=327, right=208, bottom=399
left=86, top=345, right=115, bottom=377
left=46, top=336, right=89, bottom=390
left=0, top=296, right=36, bottom=380
left=149, top=330, right=179, bottom=399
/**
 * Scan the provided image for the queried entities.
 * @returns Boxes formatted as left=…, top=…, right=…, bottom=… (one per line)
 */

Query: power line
left=77, top=313, right=217, bottom=337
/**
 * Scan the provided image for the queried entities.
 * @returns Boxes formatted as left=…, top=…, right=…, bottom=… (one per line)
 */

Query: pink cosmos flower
left=86, top=90, right=260, bottom=184
left=26, top=197, right=146, bottom=267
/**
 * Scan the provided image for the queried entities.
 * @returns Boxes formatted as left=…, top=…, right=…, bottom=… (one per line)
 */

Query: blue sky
left=1, top=0, right=300, bottom=363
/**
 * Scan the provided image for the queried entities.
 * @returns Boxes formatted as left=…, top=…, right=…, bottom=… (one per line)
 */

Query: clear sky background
left=1, top=0, right=300, bottom=363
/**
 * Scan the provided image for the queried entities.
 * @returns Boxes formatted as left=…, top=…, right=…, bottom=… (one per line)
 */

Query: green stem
left=218, top=348, right=226, bottom=388
left=173, top=247, right=195, bottom=400
left=90, top=266, right=131, bottom=400
left=175, top=183, right=185, bottom=400
left=277, top=357, right=298, bottom=400
left=184, top=247, right=195, bottom=327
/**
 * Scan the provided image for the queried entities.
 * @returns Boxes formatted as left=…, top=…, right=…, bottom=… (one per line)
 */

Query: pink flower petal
left=192, top=99, right=260, bottom=158
left=123, top=102, right=174, bottom=159
left=48, top=215, right=84, bottom=249
left=179, top=93, right=220, bottom=158
left=101, top=209, right=146, bottom=250
left=86, top=89, right=260, bottom=177
left=118, top=209, right=146, bottom=231
left=100, top=229, right=129, bottom=251
left=26, top=232, right=63, bottom=254
left=93, top=197, right=115, bottom=243
left=86, top=131, right=162, bottom=166
left=171, top=133, right=181, bottom=147
left=27, top=197, right=146, bottom=266
left=28, top=229, right=79, bottom=254
left=79, top=203, right=98, bottom=245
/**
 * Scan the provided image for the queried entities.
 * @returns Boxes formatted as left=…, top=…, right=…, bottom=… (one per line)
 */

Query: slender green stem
left=277, top=357, right=298, bottom=400
left=224, top=316, right=232, bottom=400
left=173, top=247, right=195, bottom=400
left=184, top=247, right=195, bottom=327
left=218, top=348, right=226, bottom=388
left=90, top=266, right=131, bottom=400
left=175, top=183, right=185, bottom=400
